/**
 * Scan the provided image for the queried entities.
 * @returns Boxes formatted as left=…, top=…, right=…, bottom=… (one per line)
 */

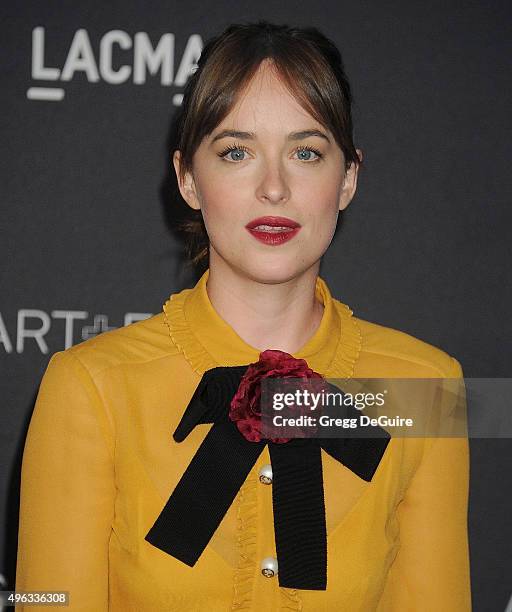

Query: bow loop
left=171, top=371, right=211, bottom=443
left=173, top=366, right=247, bottom=442
left=203, top=365, right=248, bottom=415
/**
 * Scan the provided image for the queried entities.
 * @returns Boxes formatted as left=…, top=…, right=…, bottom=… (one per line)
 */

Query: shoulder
left=55, top=311, right=182, bottom=379
left=333, top=300, right=462, bottom=378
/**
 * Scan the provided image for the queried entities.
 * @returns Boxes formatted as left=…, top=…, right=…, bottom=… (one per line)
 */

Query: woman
left=16, top=20, right=471, bottom=611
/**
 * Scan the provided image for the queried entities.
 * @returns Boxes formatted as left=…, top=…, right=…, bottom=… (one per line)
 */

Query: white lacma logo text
left=28, top=27, right=202, bottom=102
left=0, top=310, right=152, bottom=353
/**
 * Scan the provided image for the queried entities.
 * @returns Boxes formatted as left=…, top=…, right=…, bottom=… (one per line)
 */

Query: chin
left=240, top=258, right=318, bottom=285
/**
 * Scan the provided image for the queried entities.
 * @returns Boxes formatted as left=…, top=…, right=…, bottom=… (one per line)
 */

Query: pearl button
left=261, top=556, right=278, bottom=578
left=258, top=463, right=273, bottom=485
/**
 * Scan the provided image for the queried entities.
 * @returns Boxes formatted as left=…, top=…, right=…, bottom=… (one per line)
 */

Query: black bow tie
left=145, top=364, right=391, bottom=590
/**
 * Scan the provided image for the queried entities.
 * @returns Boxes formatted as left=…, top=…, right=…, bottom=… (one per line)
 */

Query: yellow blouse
left=15, top=269, right=471, bottom=611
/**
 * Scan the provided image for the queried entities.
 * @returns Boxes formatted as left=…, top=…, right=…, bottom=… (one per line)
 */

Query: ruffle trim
left=163, top=290, right=218, bottom=375
left=326, top=300, right=362, bottom=379
left=231, top=472, right=258, bottom=610
left=279, top=587, right=303, bottom=610
left=230, top=471, right=303, bottom=611
left=163, top=290, right=362, bottom=380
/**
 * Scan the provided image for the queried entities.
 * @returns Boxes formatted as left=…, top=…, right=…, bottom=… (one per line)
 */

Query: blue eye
left=295, top=145, right=323, bottom=161
left=217, top=142, right=324, bottom=163
left=217, top=143, right=249, bottom=162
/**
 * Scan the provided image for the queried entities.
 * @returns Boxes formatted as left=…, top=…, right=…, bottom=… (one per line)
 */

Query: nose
left=256, top=165, right=291, bottom=205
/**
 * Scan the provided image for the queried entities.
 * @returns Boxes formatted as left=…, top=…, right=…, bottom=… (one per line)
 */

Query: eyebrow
left=211, top=128, right=331, bottom=144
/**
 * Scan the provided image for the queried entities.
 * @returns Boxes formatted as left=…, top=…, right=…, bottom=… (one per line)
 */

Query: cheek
left=305, top=197, right=340, bottom=239
left=199, top=189, right=244, bottom=245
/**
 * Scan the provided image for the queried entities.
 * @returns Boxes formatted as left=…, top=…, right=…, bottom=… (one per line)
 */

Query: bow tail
left=320, top=414, right=391, bottom=483
left=145, top=420, right=265, bottom=566
left=269, top=441, right=328, bottom=590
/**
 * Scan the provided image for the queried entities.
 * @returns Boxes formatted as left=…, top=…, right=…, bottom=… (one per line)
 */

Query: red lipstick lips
left=245, top=216, right=301, bottom=246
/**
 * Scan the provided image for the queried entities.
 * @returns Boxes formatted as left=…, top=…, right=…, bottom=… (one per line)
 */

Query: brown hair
left=174, top=20, right=362, bottom=270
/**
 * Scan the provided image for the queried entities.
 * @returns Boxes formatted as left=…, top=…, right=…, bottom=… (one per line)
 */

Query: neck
left=205, top=252, right=324, bottom=355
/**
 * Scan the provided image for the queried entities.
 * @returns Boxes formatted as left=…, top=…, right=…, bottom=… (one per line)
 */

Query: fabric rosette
left=229, top=349, right=326, bottom=443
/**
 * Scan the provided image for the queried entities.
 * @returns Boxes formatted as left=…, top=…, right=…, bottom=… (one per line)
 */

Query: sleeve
left=15, top=350, right=116, bottom=611
left=377, top=356, right=472, bottom=611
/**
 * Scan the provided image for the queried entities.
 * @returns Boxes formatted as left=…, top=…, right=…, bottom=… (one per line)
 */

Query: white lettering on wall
left=0, top=310, right=153, bottom=354
left=29, top=26, right=199, bottom=100
left=32, top=26, right=60, bottom=80
left=17, top=309, right=51, bottom=354
left=51, top=310, right=88, bottom=349
left=0, top=312, right=13, bottom=353
left=61, top=28, right=100, bottom=82
left=133, top=32, right=174, bottom=85
left=174, top=34, right=201, bottom=86
left=100, top=30, right=132, bottom=84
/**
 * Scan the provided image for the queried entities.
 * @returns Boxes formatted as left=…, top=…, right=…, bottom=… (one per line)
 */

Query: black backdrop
left=2, top=2, right=511, bottom=610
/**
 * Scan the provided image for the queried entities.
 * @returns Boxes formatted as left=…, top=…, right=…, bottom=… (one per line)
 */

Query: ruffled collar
left=163, top=268, right=361, bottom=379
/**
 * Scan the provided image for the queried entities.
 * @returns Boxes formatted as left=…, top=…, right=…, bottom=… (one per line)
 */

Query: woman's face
left=175, top=59, right=361, bottom=283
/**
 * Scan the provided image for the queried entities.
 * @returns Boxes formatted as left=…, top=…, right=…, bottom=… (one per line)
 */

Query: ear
left=338, top=148, right=363, bottom=212
left=173, top=150, right=201, bottom=211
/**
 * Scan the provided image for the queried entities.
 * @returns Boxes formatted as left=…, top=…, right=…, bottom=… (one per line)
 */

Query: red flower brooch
left=228, top=349, right=325, bottom=443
